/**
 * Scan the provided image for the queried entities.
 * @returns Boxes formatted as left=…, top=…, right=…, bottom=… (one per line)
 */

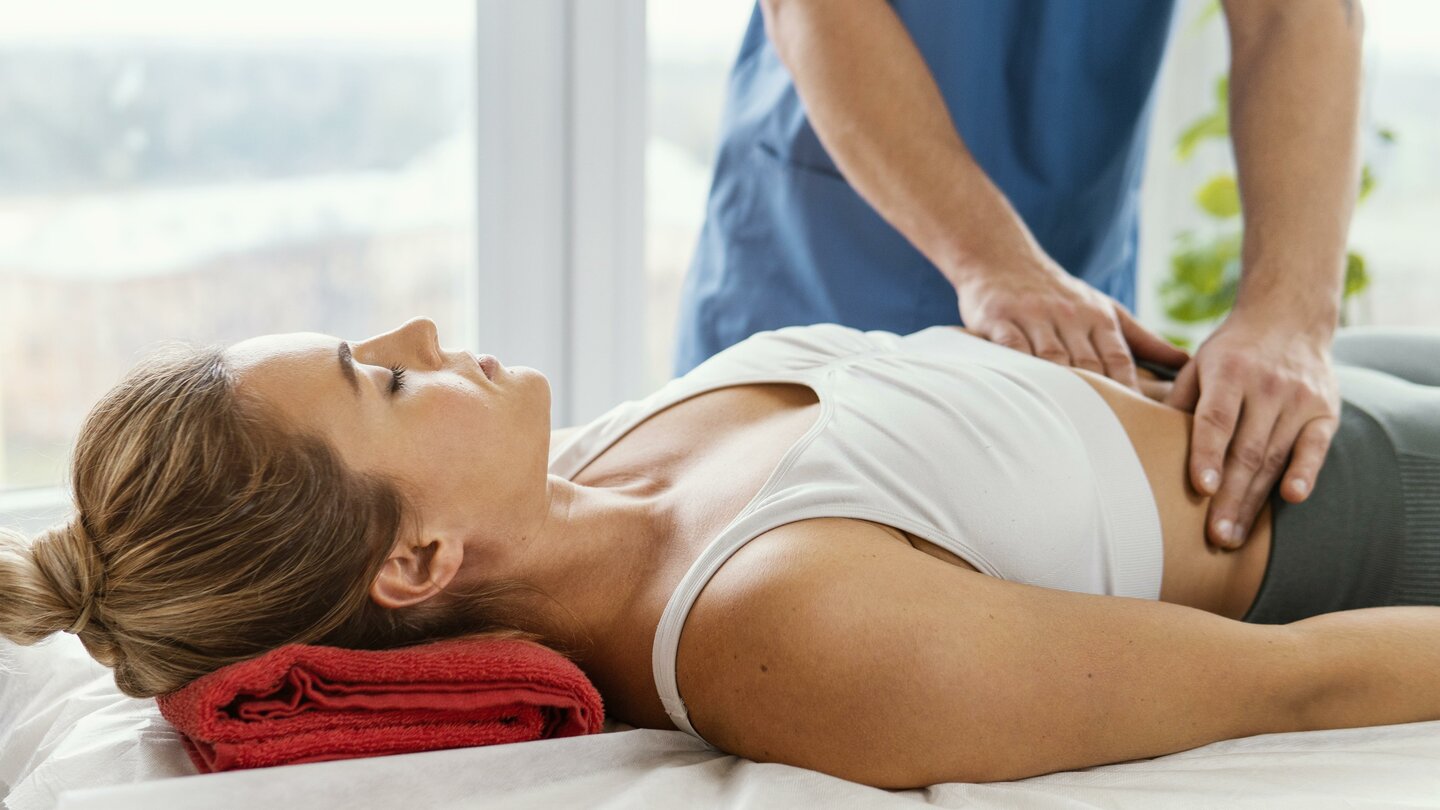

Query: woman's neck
left=502, top=474, right=675, bottom=657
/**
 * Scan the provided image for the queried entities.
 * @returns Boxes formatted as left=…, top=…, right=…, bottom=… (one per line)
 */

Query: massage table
left=4, top=634, right=1438, bottom=809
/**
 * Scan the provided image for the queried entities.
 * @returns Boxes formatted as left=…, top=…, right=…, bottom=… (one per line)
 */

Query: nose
left=355, top=317, right=444, bottom=368
left=399, top=317, right=441, bottom=353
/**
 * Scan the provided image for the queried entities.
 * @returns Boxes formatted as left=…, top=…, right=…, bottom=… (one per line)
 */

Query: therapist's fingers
left=1279, top=415, right=1338, bottom=504
left=1021, top=323, right=1071, bottom=368
left=1205, top=394, right=1284, bottom=548
left=1088, top=323, right=1141, bottom=391
left=1115, top=304, right=1191, bottom=369
left=1186, top=371, right=1242, bottom=501
left=982, top=320, right=1033, bottom=356
left=1221, top=406, right=1312, bottom=549
left=1163, top=358, right=1201, bottom=413
left=1057, top=325, right=1106, bottom=376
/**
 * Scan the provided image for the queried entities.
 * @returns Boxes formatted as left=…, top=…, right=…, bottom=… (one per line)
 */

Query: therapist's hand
left=953, top=255, right=1190, bottom=392
left=1163, top=313, right=1340, bottom=550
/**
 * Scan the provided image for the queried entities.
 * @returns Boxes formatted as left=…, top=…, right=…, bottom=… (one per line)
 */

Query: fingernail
left=1216, top=519, right=1233, bottom=543
left=1291, top=478, right=1308, bottom=497
left=1200, top=469, right=1219, bottom=493
left=1231, top=524, right=1247, bottom=545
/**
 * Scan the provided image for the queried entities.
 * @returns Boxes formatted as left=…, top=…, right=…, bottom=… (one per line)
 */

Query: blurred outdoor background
left=1, top=0, right=1436, bottom=496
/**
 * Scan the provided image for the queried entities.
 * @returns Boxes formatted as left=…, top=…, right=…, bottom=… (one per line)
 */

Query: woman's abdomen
left=1068, top=368, right=1273, bottom=621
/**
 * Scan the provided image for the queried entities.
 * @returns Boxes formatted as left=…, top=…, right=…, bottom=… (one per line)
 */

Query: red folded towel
left=155, top=637, right=605, bottom=773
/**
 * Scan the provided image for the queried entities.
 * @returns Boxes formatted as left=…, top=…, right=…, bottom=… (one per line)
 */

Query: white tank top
left=548, top=323, right=1164, bottom=747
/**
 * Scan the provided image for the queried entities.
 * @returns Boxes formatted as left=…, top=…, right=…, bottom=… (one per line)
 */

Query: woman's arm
left=676, top=524, right=1439, bottom=788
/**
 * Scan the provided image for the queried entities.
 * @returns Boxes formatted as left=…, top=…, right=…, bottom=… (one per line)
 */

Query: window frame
left=475, top=0, right=647, bottom=431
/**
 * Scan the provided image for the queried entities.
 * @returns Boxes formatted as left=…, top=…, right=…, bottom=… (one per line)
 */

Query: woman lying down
left=2, top=317, right=1438, bottom=788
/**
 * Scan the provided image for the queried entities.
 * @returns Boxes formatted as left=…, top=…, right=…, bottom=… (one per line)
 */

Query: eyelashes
left=388, top=364, right=408, bottom=394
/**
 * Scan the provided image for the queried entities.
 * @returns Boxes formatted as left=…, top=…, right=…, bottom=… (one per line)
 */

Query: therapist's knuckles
left=1229, top=436, right=1272, bottom=475
left=1099, top=349, right=1134, bottom=371
left=1031, top=341, right=1070, bottom=365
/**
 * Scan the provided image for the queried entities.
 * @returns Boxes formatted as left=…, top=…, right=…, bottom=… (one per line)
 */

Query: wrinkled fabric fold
left=155, top=637, right=604, bottom=773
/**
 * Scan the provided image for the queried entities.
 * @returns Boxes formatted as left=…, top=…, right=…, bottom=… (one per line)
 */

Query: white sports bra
left=548, top=323, right=1164, bottom=747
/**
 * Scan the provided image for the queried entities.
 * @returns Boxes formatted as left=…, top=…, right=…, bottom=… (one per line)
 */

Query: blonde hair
left=0, top=344, right=562, bottom=698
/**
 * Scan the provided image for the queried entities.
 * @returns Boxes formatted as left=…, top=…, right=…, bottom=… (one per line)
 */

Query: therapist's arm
left=758, top=0, right=1188, bottom=390
left=1164, top=0, right=1362, bottom=549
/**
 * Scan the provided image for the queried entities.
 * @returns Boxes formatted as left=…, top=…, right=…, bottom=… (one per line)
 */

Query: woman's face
left=226, top=317, right=553, bottom=551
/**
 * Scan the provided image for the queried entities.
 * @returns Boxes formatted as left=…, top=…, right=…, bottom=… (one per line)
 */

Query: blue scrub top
left=673, top=0, right=1179, bottom=376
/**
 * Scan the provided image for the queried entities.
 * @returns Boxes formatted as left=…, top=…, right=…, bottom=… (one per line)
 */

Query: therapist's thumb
left=1115, top=306, right=1189, bottom=368
left=1163, top=358, right=1201, bottom=412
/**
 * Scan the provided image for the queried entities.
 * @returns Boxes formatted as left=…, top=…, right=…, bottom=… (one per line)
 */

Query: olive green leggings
left=1242, top=327, right=1440, bottom=624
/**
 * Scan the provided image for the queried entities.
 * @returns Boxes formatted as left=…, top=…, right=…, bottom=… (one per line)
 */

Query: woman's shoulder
left=670, top=518, right=954, bottom=766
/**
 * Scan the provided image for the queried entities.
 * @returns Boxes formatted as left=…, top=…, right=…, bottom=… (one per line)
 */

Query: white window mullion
left=474, top=0, right=574, bottom=424
left=567, top=0, right=648, bottom=425
left=474, top=0, right=646, bottom=429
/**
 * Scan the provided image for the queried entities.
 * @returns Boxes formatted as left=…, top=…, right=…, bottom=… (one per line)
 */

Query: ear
left=369, top=534, right=464, bottom=610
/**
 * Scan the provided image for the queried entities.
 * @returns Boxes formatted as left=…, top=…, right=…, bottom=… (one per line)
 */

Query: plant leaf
left=1344, top=251, right=1370, bottom=297
left=1196, top=174, right=1242, bottom=219
left=1163, top=232, right=1242, bottom=323
left=1359, top=164, right=1377, bottom=204
left=1163, top=333, right=1194, bottom=352
left=1176, top=111, right=1228, bottom=161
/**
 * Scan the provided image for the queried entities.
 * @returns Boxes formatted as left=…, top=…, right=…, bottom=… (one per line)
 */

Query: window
left=1140, top=0, right=1440, bottom=343
left=645, top=0, right=754, bottom=393
left=1346, top=0, right=1440, bottom=325
left=0, top=1, right=478, bottom=495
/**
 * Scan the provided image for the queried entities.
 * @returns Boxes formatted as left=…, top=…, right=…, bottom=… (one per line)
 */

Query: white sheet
left=51, top=720, right=1440, bottom=810
left=6, top=635, right=1440, bottom=810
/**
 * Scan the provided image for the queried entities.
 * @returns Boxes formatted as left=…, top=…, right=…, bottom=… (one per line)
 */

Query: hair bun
left=64, top=521, right=104, bottom=634
left=33, top=520, right=106, bottom=635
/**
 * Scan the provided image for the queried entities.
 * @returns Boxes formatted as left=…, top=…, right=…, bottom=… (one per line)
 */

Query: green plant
left=1160, top=12, right=1392, bottom=349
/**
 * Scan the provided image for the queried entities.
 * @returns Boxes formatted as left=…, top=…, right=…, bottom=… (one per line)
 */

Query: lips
left=474, top=353, right=498, bottom=381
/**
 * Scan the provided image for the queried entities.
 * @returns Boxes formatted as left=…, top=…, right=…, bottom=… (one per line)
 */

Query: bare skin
left=232, top=318, right=1440, bottom=784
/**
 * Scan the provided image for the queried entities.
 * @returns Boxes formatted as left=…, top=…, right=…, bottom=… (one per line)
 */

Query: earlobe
left=368, top=536, right=463, bottom=610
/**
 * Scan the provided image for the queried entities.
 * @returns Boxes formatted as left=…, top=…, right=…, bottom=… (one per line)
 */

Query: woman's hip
left=1241, top=357, right=1439, bottom=623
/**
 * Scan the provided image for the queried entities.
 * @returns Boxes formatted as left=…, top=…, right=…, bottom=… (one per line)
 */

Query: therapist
left=673, top=0, right=1365, bottom=551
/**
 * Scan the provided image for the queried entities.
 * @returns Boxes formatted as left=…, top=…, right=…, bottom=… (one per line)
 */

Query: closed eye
left=389, top=364, right=408, bottom=394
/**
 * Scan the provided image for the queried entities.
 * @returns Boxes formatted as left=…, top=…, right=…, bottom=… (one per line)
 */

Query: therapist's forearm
left=1224, top=0, right=1364, bottom=336
left=759, top=0, right=1037, bottom=285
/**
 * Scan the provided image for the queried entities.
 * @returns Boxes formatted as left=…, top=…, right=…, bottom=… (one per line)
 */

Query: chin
left=522, top=368, right=553, bottom=419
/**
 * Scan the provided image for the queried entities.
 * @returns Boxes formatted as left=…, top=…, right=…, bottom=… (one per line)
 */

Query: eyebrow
left=338, top=341, right=359, bottom=395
